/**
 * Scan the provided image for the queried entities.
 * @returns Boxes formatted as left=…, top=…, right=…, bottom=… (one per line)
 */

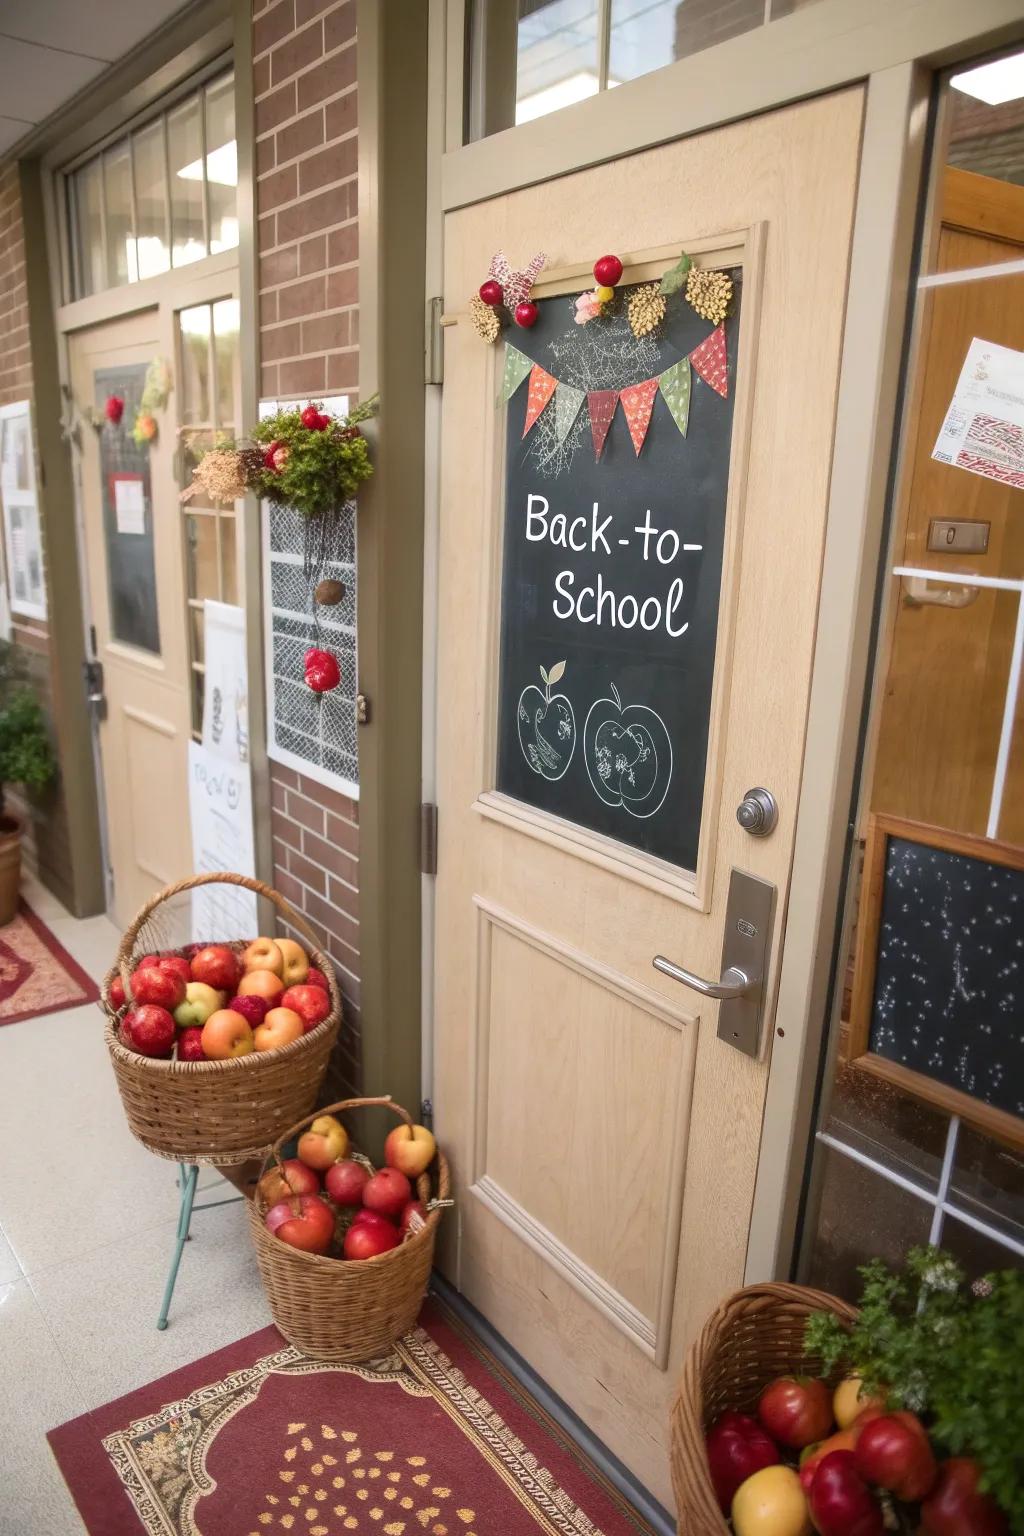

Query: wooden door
left=71, top=310, right=193, bottom=924
left=433, top=91, right=865, bottom=1503
left=870, top=167, right=1024, bottom=842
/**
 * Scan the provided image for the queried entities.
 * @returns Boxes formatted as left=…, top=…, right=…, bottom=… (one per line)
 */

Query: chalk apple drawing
left=517, top=660, right=576, bottom=780
left=584, top=682, right=673, bottom=818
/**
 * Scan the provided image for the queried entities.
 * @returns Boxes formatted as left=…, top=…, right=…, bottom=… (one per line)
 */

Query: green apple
left=173, top=981, right=226, bottom=1028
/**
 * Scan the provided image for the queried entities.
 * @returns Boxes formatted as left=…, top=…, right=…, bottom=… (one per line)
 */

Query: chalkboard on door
left=849, top=814, right=1024, bottom=1148
left=495, top=274, right=740, bottom=873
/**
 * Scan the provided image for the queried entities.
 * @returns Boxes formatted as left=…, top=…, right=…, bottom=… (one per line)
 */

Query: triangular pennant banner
left=689, top=324, right=728, bottom=399
left=522, top=364, right=558, bottom=437
left=588, top=390, right=619, bottom=460
left=553, top=382, right=585, bottom=444
left=496, top=344, right=533, bottom=407
left=659, top=357, right=691, bottom=437
left=619, top=377, right=660, bottom=457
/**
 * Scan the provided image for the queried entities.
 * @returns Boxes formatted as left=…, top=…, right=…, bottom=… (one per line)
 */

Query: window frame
left=0, top=401, right=47, bottom=623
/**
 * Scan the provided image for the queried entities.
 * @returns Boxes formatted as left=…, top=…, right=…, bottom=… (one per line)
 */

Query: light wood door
left=870, top=168, right=1024, bottom=842
left=71, top=310, right=193, bottom=925
left=433, top=91, right=865, bottom=1503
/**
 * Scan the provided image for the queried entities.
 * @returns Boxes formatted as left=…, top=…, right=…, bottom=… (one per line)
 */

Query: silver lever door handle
left=652, top=955, right=753, bottom=1000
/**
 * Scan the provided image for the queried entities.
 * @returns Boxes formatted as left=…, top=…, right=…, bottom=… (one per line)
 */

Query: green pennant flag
left=496, top=344, right=534, bottom=407
left=659, top=357, right=691, bottom=437
left=553, top=382, right=585, bottom=443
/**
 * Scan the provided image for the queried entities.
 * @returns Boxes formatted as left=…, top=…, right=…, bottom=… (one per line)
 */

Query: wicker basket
left=670, top=1281, right=858, bottom=1535
left=102, top=872, right=343, bottom=1166
left=248, top=1096, right=450, bottom=1362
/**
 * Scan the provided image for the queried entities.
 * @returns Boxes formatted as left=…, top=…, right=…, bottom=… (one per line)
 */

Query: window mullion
left=597, top=0, right=612, bottom=91
left=199, top=87, right=211, bottom=256
left=162, top=113, right=174, bottom=268
left=127, top=134, right=141, bottom=284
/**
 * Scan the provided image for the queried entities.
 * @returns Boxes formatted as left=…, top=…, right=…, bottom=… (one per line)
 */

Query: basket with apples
left=101, top=872, right=342, bottom=1165
left=248, top=1096, right=450, bottom=1363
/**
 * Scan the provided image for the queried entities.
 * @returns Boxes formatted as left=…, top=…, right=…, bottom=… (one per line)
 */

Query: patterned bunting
left=553, top=383, right=585, bottom=444
left=619, top=377, right=660, bottom=457
left=659, top=357, right=691, bottom=437
left=522, top=364, right=558, bottom=437
left=587, top=391, right=619, bottom=460
left=496, top=344, right=534, bottom=407
left=689, top=324, right=728, bottom=398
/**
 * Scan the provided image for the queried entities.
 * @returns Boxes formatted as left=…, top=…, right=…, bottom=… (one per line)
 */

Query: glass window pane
left=168, top=95, right=206, bottom=267
left=205, top=75, right=238, bottom=255
left=97, top=363, right=160, bottom=653
left=609, top=0, right=763, bottom=80
left=213, top=299, right=240, bottom=429
left=515, top=0, right=600, bottom=124
left=103, top=141, right=133, bottom=288
left=803, top=1144, right=933, bottom=1301
left=179, top=304, right=212, bottom=426
left=941, top=1216, right=1023, bottom=1280
left=131, top=121, right=170, bottom=281
left=186, top=513, right=220, bottom=601
left=70, top=160, right=104, bottom=298
left=219, top=514, right=238, bottom=601
left=824, top=1062, right=948, bottom=1194
left=950, top=1125, right=1024, bottom=1250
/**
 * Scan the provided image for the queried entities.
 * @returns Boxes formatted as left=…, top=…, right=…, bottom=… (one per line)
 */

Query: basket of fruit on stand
left=101, top=872, right=343, bottom=1165
left=670, top=1250, right=1018, bottom=1535
left=248, top=1096, right=450, bottom=1362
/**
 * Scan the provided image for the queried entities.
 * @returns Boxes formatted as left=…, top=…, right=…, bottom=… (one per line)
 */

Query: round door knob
left=736, top=787, right=778, bottom=837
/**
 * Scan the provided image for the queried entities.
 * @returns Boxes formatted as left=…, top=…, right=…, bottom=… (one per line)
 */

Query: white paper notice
left=188, top=741, right=258, bottom=941
left=202, top=600, right=249, bottom=764
left=114, top=476, right=146, bottom=534
left=932, top=338, right=1024, bottom=492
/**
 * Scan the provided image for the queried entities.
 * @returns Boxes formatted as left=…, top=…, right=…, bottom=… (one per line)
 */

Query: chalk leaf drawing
left=517, top=660, right=576, bottom=781
left=584, top=683, right=673, bottom=818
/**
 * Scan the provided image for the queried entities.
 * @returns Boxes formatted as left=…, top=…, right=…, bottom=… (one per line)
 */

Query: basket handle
left=118, top=872, right=338, bottom=1008
left=255, top=1096, right=450, bottom=1210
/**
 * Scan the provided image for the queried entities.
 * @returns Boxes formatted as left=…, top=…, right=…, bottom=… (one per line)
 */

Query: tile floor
left=0, top=875, right=273, bottom=1534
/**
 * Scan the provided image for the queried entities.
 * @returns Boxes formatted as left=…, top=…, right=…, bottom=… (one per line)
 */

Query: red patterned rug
left=0, top=901, right=99, bottom=1026
left=48, top=1299, right=656, bottom=1536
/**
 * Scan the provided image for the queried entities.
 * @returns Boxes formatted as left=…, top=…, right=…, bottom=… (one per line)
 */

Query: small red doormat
left=0, top=901, right=99, bottom=1026
left=48, top=1299, right=656, bottom=1536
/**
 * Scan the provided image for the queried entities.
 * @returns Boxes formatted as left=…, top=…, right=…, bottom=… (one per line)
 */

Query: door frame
left=421, top=4, right=1023, bottom=1284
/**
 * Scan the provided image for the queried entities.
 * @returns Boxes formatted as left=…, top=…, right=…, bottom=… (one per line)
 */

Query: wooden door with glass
left=432, top=90, right=866, bottom=1502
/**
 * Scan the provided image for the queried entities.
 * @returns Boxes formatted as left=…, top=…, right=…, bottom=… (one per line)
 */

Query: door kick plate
left=718, top=870, right=776, bottom=1057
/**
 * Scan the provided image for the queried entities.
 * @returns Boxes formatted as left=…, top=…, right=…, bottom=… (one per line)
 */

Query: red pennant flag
left=689, top=324, right=728, bottom=398
left=587, top=389, right=619, bottom=459
left=522, top=364, right=557, bottom=436
left=619, top=377, right=660, bottom=456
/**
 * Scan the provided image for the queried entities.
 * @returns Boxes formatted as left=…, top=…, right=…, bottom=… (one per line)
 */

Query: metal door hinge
left=420, top=1097, right=433, bottom=1128
left=83, top=658, right=106, bottom=719
left=355, top=692, right=370, bottom=725
left=426, top=296, right=444, bottom=385
left=420, top=802, right=438, bottom=876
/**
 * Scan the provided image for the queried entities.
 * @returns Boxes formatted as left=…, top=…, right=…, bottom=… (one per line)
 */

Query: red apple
left=130, top=965, right=186, bottom=1011
left=226, top=993, right=268, bottom=1027
left=280, top=983, right=331, bottom=1032
left=344, top=1219, right=400, bottom=1260
left=266, top=1194, right=335, bottom=1253
left=854, top=1412, right=938, bottom=1503
left=258, top=1158, right=321, bottom=1205
left=384, top=1123, right=437, bottom=1178
left=237, top=969, right=285, bottom=1004
left=352, top=1207, right=397, bottom=1231
left=921, top=1458, right=1009, bottom=1536
left=201, top=1008, right=255, bottom=1059
left=297, top=1114, right=349, bottom=1169
left=190, top=944, right=241, bottom=993
left=135, top=953, right=162, bottom=970
left=362, top=1166, right=412, bottom=1219
left=124, top=1004, right=176, bottom=1057
left=324, top=1159, right=370, bottom=1206
left=155, top=954, right=192, bottom=986
left=108, top=974, right=126, bottom=1010
left=758, top=1376, right=834, bottom=1449
left=254, top=1006, right=304, bottom=1051
left=177, top=1027, right=207, bottom=1061
left=306, top=967, right=329, bottom=991
left=399, top=1200, right=427, bottom=1238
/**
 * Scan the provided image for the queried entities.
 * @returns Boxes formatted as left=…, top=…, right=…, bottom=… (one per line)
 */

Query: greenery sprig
left=250, top=394, right=379, bottom=519
left=805, top=1246, right=1024, bottom=1526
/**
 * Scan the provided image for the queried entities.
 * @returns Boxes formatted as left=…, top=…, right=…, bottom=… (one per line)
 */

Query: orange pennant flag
left=619, top=377, right=660, bottom=456
left=522, top=364, right=558, bottom=437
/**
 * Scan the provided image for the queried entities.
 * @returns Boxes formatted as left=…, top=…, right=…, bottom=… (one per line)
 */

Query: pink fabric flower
left=574, top=290, right=602, bottom=325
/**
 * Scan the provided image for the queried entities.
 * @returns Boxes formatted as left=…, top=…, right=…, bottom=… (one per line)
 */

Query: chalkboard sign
left=850, top=815, right=1024, bottom=1146
left=495, top=276, right=740, bottom=872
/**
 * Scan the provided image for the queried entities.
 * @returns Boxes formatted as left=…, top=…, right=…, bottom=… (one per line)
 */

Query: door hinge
left=420, top=1097, right=433, bottom=1128
left=83, top=658, right=106, bottom=719
left=420, top=802, right=438, bottom=876
left=425, top=296, right=444, bottom=386
left=355, top=692, right=370, bottom=726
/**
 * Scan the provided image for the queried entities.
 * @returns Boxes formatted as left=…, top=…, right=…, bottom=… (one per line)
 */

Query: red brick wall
left=0, top=162, right=74, bottom=906
left=252, top=0, right=362, bottom=1094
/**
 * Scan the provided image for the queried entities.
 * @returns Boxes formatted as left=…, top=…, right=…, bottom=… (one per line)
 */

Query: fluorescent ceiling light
left=177, top=141, right=238, bottom=186
left=951, top=51, right=1024, bottom=106
left=516, top=71, right=600, bottom=123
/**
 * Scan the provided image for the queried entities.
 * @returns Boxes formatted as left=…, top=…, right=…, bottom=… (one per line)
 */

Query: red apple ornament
left=301, top=404, right=326, bottom=429
left=514, top=301, right=539, bottom=328
left=479, top=279, right=504, bottom=307
left=104, top=395, right=125, bottom=424
left=593, top=254, right=623, bottom=287
left=304, top=646, right=341, bottom=694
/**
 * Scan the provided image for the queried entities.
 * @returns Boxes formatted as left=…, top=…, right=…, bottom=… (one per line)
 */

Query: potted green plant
left=0, top=639, right=56, bottom=924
